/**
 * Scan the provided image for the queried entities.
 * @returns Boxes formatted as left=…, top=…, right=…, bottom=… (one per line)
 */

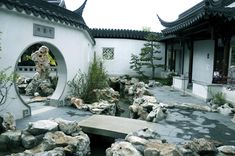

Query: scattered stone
left=54, top=118, right=81, bottom=135
left=217, top=145, right=235, bottom=155
left=131, top=78, right=139, bottom=84
left=0, top=116, right=6, bottom=134
left=125, top=135, right=148, bottom=153
left=89, top=100, right=117, bottom=116
left=217, top=103, right=234, bottom=116
left=2, top=112, right=16, bottom=131
left=0, top=135, right=10, bottom=151
left=27, top=120, right=58, bottom=135
left=232, top=115, right=235, bottom=123
left=146, top=142, right=181, bottom=156
left=144, top=147, right=160, bottom=156
left=21, top=134, right=38, bottom=149
left=184, top=138, right=218, bottom=155
left=33, top=147, right=65, bottom=156
left=40, top=131, right=90, bottom=154
left=93, top=88, right=120, bottom=103
left=70, top=97, right=84, bottom=109
left=169, top=103, right=212, bottom=112
left=27, top=96, right=48, bottom=103
left=146, top=106, right=167, bottom=123
left=106, top=141, right=142, bottom=156
left=1, top=130, right=22, bottom=147
left=128, top=128, right=161, bottom=140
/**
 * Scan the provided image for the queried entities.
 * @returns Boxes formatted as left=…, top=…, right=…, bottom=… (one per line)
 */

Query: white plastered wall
left=94, top=38, right=165, bottom=77
left=0, top=8, right=94, bottom=119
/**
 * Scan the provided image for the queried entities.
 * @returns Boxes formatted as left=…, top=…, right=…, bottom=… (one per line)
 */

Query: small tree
left=130, top=54, right=144, bottom=76
left=140, top=33, right=162, bottom=79
left=130, top=32, right=163, bottom=79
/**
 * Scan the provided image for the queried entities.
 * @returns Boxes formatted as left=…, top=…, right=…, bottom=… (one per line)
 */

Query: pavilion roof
left=158, top=0, right=235, bottom=35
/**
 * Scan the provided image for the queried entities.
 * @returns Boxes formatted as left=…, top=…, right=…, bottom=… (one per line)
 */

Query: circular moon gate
left=14, top=42, right=67, bottom=108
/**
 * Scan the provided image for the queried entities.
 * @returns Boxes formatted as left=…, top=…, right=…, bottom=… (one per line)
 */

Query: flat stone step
left=78, top=115, right=157, bottom=139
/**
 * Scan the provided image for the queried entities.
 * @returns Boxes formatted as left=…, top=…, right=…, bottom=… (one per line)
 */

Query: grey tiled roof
left=158, top=0, right=235, bottom=35
left=0, top=0, right=95, bottom=42
left=91, top=28, right=161, bottom=41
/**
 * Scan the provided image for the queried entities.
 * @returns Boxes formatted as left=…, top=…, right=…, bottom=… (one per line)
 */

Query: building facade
left=158, top=0, right=235, bottom=102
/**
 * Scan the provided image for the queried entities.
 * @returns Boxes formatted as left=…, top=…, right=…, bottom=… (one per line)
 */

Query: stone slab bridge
left=78, top=115, right=157, bottom=139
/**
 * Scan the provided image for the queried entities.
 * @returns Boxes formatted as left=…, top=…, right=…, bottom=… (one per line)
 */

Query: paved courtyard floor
left=149, top=86, right=235, bottom=145
left=16, top=86, right=235, bottom=145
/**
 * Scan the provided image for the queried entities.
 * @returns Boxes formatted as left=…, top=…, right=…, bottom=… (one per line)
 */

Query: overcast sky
left=65, top=0, right=202, bottom=32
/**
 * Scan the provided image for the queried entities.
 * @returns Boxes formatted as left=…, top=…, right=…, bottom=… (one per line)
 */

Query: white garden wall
left=94, top=38, right=165, bottom=77
left=0, top=8, right=94, bottom=119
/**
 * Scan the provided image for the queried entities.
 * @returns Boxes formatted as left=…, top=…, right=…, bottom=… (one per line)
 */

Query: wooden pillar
left=188, top=40, right=194, bottom=83
left=222, top=36, right=231, bottom=79
left=181, top=40, right=185, bottom=75
left=170, top=43, right=174, bottom=71
left=164, top=41, right=168, bottom=71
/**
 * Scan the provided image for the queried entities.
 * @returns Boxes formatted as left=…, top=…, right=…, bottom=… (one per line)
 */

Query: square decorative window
left=102, top=47, right=114, bottom=60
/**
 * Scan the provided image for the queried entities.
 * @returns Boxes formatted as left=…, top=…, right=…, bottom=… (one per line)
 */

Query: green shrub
left=212, top=92, right=226, bottom=106
left=68, top=55, right=109, bottom=103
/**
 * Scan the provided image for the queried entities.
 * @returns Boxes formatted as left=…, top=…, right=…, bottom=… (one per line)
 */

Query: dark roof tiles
left=0, top=0, right=95, bottom=43
left=91, top=28, right=159, bottom=40
left=158, top=0, right=235, bottom=35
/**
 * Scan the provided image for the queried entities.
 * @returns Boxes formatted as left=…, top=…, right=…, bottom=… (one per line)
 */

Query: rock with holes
left=27, top=120, right=58, bottom=135
left=106, top=141, right=142, bottom=156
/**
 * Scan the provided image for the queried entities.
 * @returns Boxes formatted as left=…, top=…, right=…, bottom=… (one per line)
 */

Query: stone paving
left=16, top=86, right=235, bottom=146
left=149, top=86, right=235, bottom=145
left=16, top=102, right=92, bottom=129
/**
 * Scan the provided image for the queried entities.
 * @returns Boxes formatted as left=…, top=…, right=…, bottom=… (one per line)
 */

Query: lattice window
left=102, top=47, right=114, bottom=60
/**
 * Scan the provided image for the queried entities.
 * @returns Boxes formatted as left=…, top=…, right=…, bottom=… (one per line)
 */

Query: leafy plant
left=211, top=92, right=226, bottom=106
left=68, top=54, right=109, bottom=103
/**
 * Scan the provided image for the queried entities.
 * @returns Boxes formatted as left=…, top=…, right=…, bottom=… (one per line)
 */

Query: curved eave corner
left=157, top=14, right=176, bottom=28
left=73, top=0, right=87, bottom=16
